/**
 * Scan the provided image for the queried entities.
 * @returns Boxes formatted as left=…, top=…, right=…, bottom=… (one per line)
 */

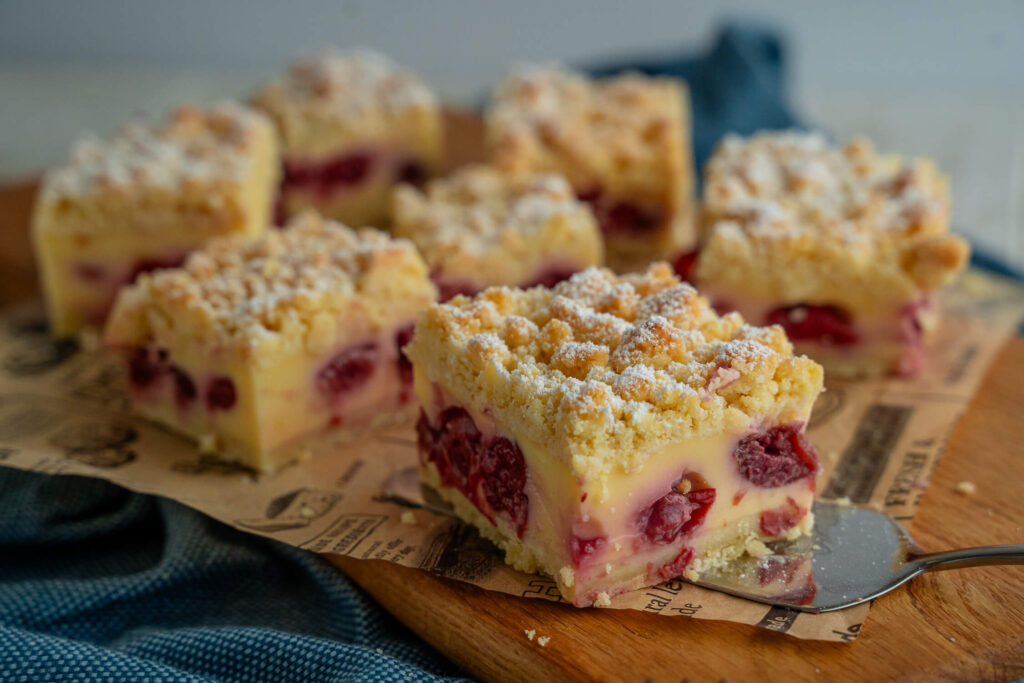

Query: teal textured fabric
left=0, top=468, right=465, bottom=681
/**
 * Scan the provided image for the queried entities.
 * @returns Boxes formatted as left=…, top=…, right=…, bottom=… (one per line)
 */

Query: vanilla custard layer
left=416, top=372, right=814, bottom=606
left=131, top=325, right=413, bottom=472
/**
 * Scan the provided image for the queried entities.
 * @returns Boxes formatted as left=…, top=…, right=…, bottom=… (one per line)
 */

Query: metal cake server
left=380, top=469, right=1024, bottom=613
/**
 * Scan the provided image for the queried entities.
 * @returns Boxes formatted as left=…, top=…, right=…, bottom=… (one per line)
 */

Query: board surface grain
left=2, top=111, right=1023, bottom=682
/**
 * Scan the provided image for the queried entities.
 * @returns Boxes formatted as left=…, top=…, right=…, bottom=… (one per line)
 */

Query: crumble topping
left=698, top=131, right=969, bottom=302
left=104, top=212, right=435, bottom=354
left=391, top=165, right=599, bottom=260
left=40, top=101, right=271, bottom=202
left=487, top=64, right=687, bottom=185
left=406, top=264, right=822, bottom=476
left=252, top=48, right=437, bottom=152
left=704, top=131, right=950, bottom=237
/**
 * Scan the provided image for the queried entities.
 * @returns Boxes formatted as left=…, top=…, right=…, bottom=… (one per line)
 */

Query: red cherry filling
left=283, top=151, right=374, bottom=194
left=671, top=249, right=700, bottom=282
left=206, top=376, right=237, bottom=410
left=656, top=546, right=696, bottom=581
left=639, top=475, right=716, bottom=545
left=575, top=188, right=664, bottom=237
left=521, top=265, right=580, bottom=290
left=316, top=343, right=379, bottom=398
left=734, top=424, right=818, bottom=488
left=433, top=276, right=479, bottom=302
left=128, top=348, right=163, bottom=388
left=74, top=263, right=107, bottom=283
left=569, top=535, right=607, bottom=567
left=605, top=201, right=661, bottom=235
left=765, top=304, right=860, bottom=346
left=416, top=408, right=529, bottom=536
left=759, top=497, right=806, bottom=536
left=170, top=365, right=197, bottom=408
left=395, top=158, right=428, bottom=187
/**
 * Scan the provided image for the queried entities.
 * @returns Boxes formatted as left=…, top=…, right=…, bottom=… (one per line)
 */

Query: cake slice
left=405, top=264, right=823, bottom=606
left=694, top=131, right=970, bottom=378
left=486, top=65, right=695, bottom=272
left=391, top=164, right=603, bottom=300
left=32, top=102, right=279, bottom=337
left=104, top=212, right=437, bottom=472
left=252, top=48, right=443, bottom=227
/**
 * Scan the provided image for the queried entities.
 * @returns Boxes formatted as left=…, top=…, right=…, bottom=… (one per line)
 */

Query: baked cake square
left=405, top=263, right=823, bottom=606
left=694, top=131, right=970, bottom=378
left=32, top=102, right=279, bottom=337
left=391, top=164, right=603, bottom=300
left=486, top=65, right=695, bottom=272
left=104, top=212, right=437, bottom=472
left=252, top=48, right=443, bottom=228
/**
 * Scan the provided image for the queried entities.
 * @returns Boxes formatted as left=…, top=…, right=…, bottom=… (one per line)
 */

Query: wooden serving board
left=3, top=111, right=1023, bottom=682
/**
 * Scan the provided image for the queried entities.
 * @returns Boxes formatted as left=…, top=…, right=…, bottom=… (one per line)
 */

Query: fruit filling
left=431, top=264, right=585, bottom=302
left=765, top=304, right=860, bottom=346
left=416, top=407, right=529, bottom=535
left=282, top=150, right=429, bottom=198
left=577, top=188, right=664, bottom=237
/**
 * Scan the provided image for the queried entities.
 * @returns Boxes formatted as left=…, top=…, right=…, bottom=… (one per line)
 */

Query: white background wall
left=1, top=0, right=1022, bottom=265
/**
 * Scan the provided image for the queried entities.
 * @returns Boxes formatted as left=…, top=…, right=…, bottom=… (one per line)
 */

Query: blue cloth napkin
left=3, top=22, right=1017, bottom=683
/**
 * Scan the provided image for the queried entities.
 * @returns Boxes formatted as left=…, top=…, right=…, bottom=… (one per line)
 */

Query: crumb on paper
left=537, top=635, right=550, bottom=647
left=683, top=568, right=699, bottom=582
left=559, top=566, right=574, bottom=588
left=400, top=510, right=418, bottom=525
left=524, top=629, right=535, bottom=641
left=594, top=592, right=611, bottom=608
left=198, top=433, right=219, bottom=454
left=834, top=496, right=852, bottom=507
left=78, top=328, right=101, bottom=351
left=299, top=505, right=316, bottom=519
left=954, top=481, right=976, bottom=496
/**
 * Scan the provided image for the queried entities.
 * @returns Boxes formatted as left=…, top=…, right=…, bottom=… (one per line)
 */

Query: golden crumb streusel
left=697, top=130, right=969, bottom=307
left=104, top=212, right=436, bottom=356
left=38, top=101, right=273, bottom=209
left=405, top=264, right=823, bottom=478
left=251, top=48, right=438, bottom=157
left=391, top=165, right=602, bottom=283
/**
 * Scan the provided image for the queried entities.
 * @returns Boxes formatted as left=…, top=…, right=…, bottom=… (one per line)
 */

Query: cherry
left=656, top=546, right=696, bottom=581
left=434, top=277, right=479, bottom=302
left=733, top=424, right=819, bottom=488
left=128, top=348, right=162, bottom=389
left=521, top=266, right=579, bottom=290
left=760, top=497, right=805, bottom=536
left=395, top=158, right=428, bottom=187
left=765, top=304, right=860, bottom=346
left=671, top=249, right=700, bottom=282
left=639, top=482, right=716, bottom=545
left=74, top=263, right=106, bottom=283
left=604, top=201, right=661, bottom=235
left=127, top=254, right=187, bottom=284
left=478, top=437, right=528, bottom=533
left=569, top=535, right=607, bottom=567
left=416, top=408, right=530, bottom=536
left=322, top=152, right=373, bottom=186
left=206, top=376, right=237, bottom=410
left=170, top=365, right=196, bottom=408
left=316, top=343, right=379, bottom=398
